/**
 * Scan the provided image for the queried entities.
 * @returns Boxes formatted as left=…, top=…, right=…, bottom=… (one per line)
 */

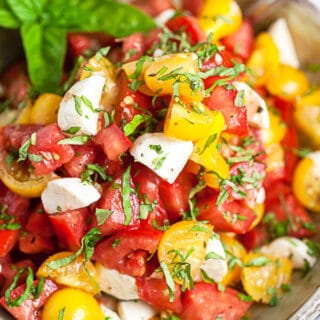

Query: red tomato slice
left=181, top=282, right=252, bottom=320
left=0, top=229, right=19, bottom=258
left=19, top=232, right=54, bottom=254
left=136, top=276, right=183, bottom=315
left=221, top=19, right=254, bottom=61
left=122, top=32, right=145, bottom=62
left=181, top=0, right=204, bottom=16
left=237, top=223, right=270, bottom=251
left=93, top=227, right=162, bottom=277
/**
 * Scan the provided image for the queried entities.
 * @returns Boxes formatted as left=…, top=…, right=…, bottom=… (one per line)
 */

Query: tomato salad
left=0, top=0, right=319, bottom=319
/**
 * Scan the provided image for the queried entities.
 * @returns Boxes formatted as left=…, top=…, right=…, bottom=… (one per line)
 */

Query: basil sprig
left=0, top=0, right=156, bottom=93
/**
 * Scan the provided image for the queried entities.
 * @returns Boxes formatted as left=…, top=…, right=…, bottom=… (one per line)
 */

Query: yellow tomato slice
left=29, top=93, right=62, bottom=124
left=42, top=288, right=105, bottom=320
left=220, top=233, right=247, bottom=286
left=265, top=143, right=285, bottom=173
left=292, top=153, right=320, bottom=211
left=37, top=251, right=100, bottom=295
left=241, top=252, right=293, bottom=305
left=198, top=0, right=242, bottom=41
left=16, top=100, right=32, bottom=124
left=266, top=64, right=309, bottom=101
left=158, top=220, right=213, bottom=285
left=0, top=152, right=54, bottom=198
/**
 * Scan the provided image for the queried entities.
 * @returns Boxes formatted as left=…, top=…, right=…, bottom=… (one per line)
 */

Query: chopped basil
left=160, top=261, right=176, bottom=302
left=81, top=95, right=96, bottom=113
left=121, top=166, right=133, bottom=225
left=205, top=251, right=224, bottom=260
left=238, top=292, right=253, bottom=302
left=234, top=89, right=245, bottom=107
left=58, top=307, right=66, bottom=320
left=123, top=114, right=152, bottom=136
left=61, top=56, right=84, bottom=93
left=94, top=46, right=110, bottom=61
left=267, top=287, right=278, bottom=306
left=73, top=95, right=82, bottom=116
left=198, top=133, right=217, bottom=155
left=28, top=153, right=43, bottom=162
left=95, top=208, right=113, bottom=226
left=149, top=144, right=162, bottom=154
left=17, top=138, right=31, bottom=162
left=246, top=256, right=271, bottom=267
left=81, top=163, right=111, bottom=184
left=152, top=155, right=167, bottom=170
left=58, top=135, right=91, bottom=145
left=64, top=126, right=81, bottom=134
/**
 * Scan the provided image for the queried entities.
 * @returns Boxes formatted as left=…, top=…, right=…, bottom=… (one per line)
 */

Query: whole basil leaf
left=70, top=0, right=156, bottom=37
left=6, top=0, right=46, bottom=23
left=21, top=23, right=67, bottom=93
left=0, top=0, right=20, bottom=28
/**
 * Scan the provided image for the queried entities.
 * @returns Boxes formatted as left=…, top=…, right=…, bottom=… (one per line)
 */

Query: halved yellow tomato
left=42, top=288, right=105, bottom=320
left=37, top=251, right=100, bottom=295
left=158, top=220, right=213, bottom=285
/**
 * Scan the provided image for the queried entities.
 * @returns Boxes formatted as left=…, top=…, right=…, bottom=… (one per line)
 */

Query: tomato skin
left=221, top=19, right=254, bottom=61
left=93, top=123, right=132, bottom=161
left=19, top=232, right=54, bottom=254
left=67, top=33, right=100, bottom=59
left=197, top=188, right=256, bottom=234
left=28, top=123, right=75, bottom=175
left=48, top=207, right=89, bottom=251
left=136, top=276, right=183, bottom=315
left=93, top=227, right=162, bottom=277
left=92, top=175, right=141, bottom=236
left=0, top=279, right=58, bottom=320
left=166, top=15, right=206, bottom=45
left=158, top=170, right=196, bottom=222
left=63, top=142, right=98, bottom=177
left=122, top=32, right=145, bottom=62
left=237, top=223, right=270, bottom=251
left=181, top=0, right=204, bottom=16
left=130, top=0, right=173, bottom=16
left=181, top=282, right=252, bottom=320
left=0, top=229, right=19, bottom=258
left=204, top=86, right=248, bottom=136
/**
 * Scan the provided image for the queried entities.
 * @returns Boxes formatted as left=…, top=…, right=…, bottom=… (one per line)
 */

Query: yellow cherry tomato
left=260, top=107, right=286, bottom=146
left=294, top=88, right=320, bottom=148
left=37, top=252, right=100, bottom=295
left=241, top=252, right=293, bottom=304
left=266, top=64, right=310, bottom=101
left=164, top=100, right=220, bottom=141
left=81, top=56, right=118, bottom=112
left=220, top=233, right=247, bottom=286
left=42, top=288, right=105, bottom=320
left=249, top=202, right=265, bottom=230
left=144, top=52, right=202, bottom=101
left=292, top=152, right=320, bottom=211
left=158, top=220, right=213, bottom=285
left=246, top=33, right=279, bottom=87
left=198, top=0, right=242, bottom=41
left=0, top=151, right=55, bottom=198
left=16, top=100, right=32, bottom=124
left=29, top=93, right=62, bottom=124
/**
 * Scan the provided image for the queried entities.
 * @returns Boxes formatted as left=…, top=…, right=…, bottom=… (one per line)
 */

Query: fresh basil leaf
left=21, top=23, right=67, bottom=93
left=0, top=0, right=20, bottom=28
left=6, top=0, right=45, bottom=23
left=73, top=0, right=156, bottom=37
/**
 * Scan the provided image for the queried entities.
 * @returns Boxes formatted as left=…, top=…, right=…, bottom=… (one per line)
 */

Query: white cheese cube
left=95, top=263, right=139, bottom=300
left=130, top=132, right=193, bottom=183
left=260, top=236, right=316, bottom=269
left=41, top=177, right=101, bottom=214
left=117, top=300, right=158, bottom=320
left=233, top=81, right=269, bottom=129
left=268, top=18, right=300, bottom=68
left=58, top=74, right=105, bottom=135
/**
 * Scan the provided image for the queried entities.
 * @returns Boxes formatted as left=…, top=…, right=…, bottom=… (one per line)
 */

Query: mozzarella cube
left=233, top=81, right=269, bottom=129
left=95, top=263, right=139, bottom=300
left=268, top=18, right=300, bottom=68
left=260, top=236, right=317, bottom=269
left=195, top=233, right=228, bottom=283
left=58, top=74, right=105, bottom=135
left=41, top=177, right=101, bottom=214
left=117, top=300, right=158, bottom=320
left=130, top=132, right=193, bottom=183
left=100, top=305, right=120, bottom=320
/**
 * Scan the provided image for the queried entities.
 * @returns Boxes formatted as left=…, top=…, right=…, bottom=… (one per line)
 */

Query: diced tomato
left=264, top=182, right=315, bottom=238
left=181, top=282, right=252, bottom=320
left=27, top=123, right=75, bottom=175
left=237, top=223, right=270, bottom=251
left=25, top=204, right=54, bottom=238
left=93, top=123, right=132, bottom=161
left=48, top=208, right=89, bottom=251
left=91, top=173, right=140, bottom=236
left=19, top=232, right=54, bottom=254
left=196, top=188, right=256, bottom=234
left=130, top=0, right=173, bottom=17
left=158, top=170, right=196, bottom=222
left=273, top=96, right=294, bottom=124
left=67, top=33, right=100, bottom=59
left=0, top=279, right=58, bottom=320
left=0, top=124, right=42, bottom=151
left=122, top=32, right=145, bottom=62
left=136, top=276, right=183, bottom=315
left=0, top=229, right=19, bottom=258
left=93, top=227, right=162, bottom=277
left=221, top=19, right=254, bottom=61
left=166, top=15, right=206, bottom=45
left=204, top=85, right=248, bottom=136
left=181, top=0, right=204, bottom=17
left=132, top=163, right=169, bottom=227
left=114, top=72, right=153, bottom=125
left=63, top=142, right=98, bottom=177
left=201, top=50, right=235, bottom=72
